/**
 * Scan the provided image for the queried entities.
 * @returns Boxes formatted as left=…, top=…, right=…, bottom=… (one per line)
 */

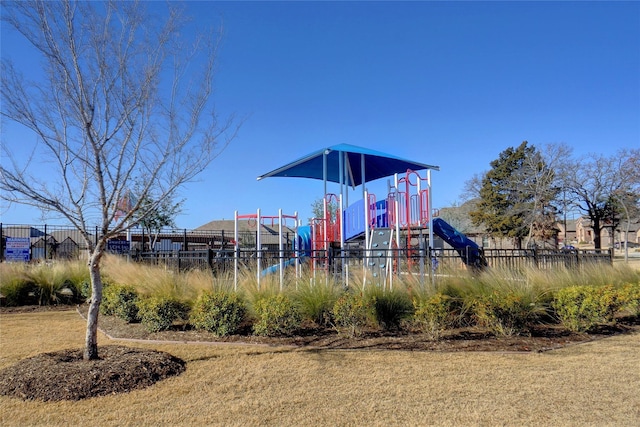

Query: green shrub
left=190, top=291, right=247, bottom=336
left=23, top=264, right=68, bottom=305
left=293, top=281, right=341, bottom=326
left=413, top=293, right=456, bottom=339
left=252, top=294, right=301, bottom=337
left=62, top=261, right=91, bottom=300
left=101, top=284, right=140, bottom=323
left=553, top=285, right=624, bottom=332
left=136, top=296, right=190, bottom=332
left=618, top=282, right=640, bottom=316
left=80, top=280, right=92, bottom=300
left=367, top=288, right=414, bottom=331
left=332, top=292, right=374, bottom=337
left=0, top=263, right=82, bottom=306
left=0, top=280, right=39, bottom=306
left=474, top=291, right=545, bottom=336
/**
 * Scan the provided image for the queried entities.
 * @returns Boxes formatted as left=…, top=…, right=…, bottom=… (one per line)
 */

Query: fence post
left=183, top=229, right=188, bottom=251
left=44, top=224, right=48, bottom=260
left=207, top=248, right=214, bottom=269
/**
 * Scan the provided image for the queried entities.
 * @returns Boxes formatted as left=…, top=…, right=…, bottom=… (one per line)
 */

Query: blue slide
left=261, top=226, right=312, bottom=276
left=432, top=218, right=487, bottom=269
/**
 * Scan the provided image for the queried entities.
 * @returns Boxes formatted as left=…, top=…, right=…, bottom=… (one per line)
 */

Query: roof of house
left=576, top=216, right=640, bottom=232
left=31, top=229, right=92, bottom=246
left=2, top=226, right=46, bottom=238
left=195, top=219, right=298, bottom=246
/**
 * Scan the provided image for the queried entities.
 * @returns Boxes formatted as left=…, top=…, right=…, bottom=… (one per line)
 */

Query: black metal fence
left=435, top=247, right=612, bottom=270
left=134, top=247, right=612, bottom=277
left=0, top=223, right=272, bottom=262
left=1, top=223, right=94, bottom=261
left=1, top=224, right=612, bottom=273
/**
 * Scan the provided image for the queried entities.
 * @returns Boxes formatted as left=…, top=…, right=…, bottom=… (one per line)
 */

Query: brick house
left=575, top=216, right=640, bottom=247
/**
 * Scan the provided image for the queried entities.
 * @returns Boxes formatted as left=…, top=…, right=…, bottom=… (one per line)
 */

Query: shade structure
left=257, top=144, right=440, bottom=287
left=257, top=143, right=439, bottom=187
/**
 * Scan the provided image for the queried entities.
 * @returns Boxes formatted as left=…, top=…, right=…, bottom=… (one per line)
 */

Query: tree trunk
left=84, top=252, right=103, bottom=360
left=592, top=218, right=602, bottom=251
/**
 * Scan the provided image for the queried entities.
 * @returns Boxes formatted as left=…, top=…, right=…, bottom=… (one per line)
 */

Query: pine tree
left=470, top=142, right=540, bottom=248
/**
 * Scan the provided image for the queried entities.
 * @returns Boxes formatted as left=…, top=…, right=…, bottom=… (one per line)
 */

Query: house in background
left=31, top=235, right=57, bottom=259
left=438, top=200, right=640, bottom=250
left=556, top=219, right=578, bottom=247
left=575, top=216, right=640, bottom=248
left=437, top=203, right=559, bottom=250
left=195, top=219, right=297, bottom=253
left=1, top=226, right=45, bottom=239
left=30, top=230, right=89, bottom=260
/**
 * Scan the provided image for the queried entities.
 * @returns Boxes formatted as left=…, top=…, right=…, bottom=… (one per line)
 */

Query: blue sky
left=1, top=1, right=639, bottom=229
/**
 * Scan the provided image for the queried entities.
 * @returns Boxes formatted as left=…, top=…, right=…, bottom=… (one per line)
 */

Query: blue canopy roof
left=257, top=144, right=439, bottom=187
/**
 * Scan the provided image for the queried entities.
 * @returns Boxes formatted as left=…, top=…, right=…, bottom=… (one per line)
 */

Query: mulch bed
left=0, top=345, right=185, bottom=402
left=80, top=304, right=639, bottom=353
left=1, top=304, right=638, bottom=401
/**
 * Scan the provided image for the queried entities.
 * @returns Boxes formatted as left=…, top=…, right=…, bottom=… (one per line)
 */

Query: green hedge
left=413, top=293, right=457, bottom=339
left=332, top=292, right=374, bottom=337
left=552, top=285, right=624, bottom=332
left=474, top=291, right=546, bottom=336
left=101, top=284, right=140, bottom=323
left=618, top=282, right=640, bottom=316
left=252, top=294, right=301, bottom=337
left=136, top=296, right=190, bottom=332
left=190, top=291, right=247, bottom=336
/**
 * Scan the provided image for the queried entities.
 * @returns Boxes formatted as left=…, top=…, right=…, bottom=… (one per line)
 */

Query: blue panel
left=343, top=199, right=366, bottom=241
left=375, top=200, right=388, bottom=228
left=258, top=144, right=439, bottom=185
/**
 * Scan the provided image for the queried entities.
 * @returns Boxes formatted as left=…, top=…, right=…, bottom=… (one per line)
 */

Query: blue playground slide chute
left=261, top=226, right=313, bottom=276
left=432, top=218, right=487, bottom=269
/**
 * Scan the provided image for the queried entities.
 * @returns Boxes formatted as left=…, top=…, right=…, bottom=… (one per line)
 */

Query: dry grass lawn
left=1, top=310, right=639, bottom=426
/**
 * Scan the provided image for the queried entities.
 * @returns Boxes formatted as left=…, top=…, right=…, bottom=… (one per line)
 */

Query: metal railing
left=2, top=224, right=612, bottom=274
left=133, top=246, right=612, bottom=275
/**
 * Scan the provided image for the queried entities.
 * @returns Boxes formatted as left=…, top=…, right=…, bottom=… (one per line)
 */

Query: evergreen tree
left=470, top=141, right=554, bottom=248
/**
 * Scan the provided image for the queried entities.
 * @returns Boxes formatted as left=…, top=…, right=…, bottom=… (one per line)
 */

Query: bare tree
left=612, top=148, right=640, bottom=260
left=461, top=172, right=484, bottom=201
left=438, top=200, right=477, bottom=234
left=519, top=143, right=571, bottom=248
left=562, top=151, right=628, bottom=250
left=1, top=1, right=239, bottom=359
left=624, top=148, right=640, bottom=189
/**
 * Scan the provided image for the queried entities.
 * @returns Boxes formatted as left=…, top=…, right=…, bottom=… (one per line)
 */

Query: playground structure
left=232, top=145, right=487, bottom=290
left=233, top=209, right=304, bottom=290
left=47, top=140, right=600, bottom=276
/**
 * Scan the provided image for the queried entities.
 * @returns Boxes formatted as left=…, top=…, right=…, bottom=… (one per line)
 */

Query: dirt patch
left=0, top=345, right=185, bottom=401
left=79, top=304, right=638, bottom=353
left=1, top=305, right=638, bottom=402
